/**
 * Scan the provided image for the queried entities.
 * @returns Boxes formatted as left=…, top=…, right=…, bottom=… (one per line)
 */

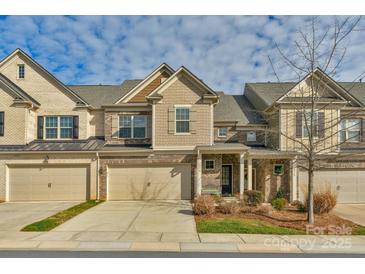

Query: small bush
left=291, top=200, right=306, bottom=212
left=302, top=185, right=338, bottom=214
left=271, top=198, right=287, bottom=210
left=244, top=190, right=263, bottom=206
left=217, top=201, right=240, bottom=215
left=312, top=186, right=337, bottom=214
left=192, top=195, right=216, bottom=215
left=275, top=188, right=285, bottom=199
left=241, top=206, right=254, bottom=214
left=253, top=205, right=272, bottom=215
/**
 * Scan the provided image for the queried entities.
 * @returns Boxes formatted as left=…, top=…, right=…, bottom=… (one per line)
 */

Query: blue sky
left=0, top=16, right=364, bottom=94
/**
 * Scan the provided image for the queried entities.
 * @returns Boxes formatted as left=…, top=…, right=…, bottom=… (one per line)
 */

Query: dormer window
left=18, top=64, right=25, bottom=79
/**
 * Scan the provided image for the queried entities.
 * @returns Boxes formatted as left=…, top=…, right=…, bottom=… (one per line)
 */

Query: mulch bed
left=195, top=207, right=362, bottom=234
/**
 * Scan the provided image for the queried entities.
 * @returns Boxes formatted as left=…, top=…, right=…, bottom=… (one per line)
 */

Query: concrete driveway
left=0, top=202, right=79, bottom=232
left=53, top=201, right=197, bottom=242
left=334, top=204, right=365, bottom=226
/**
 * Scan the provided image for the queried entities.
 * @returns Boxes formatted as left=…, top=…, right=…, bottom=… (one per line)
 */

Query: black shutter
left=318, top=112, right=325, bottom=138
left=73, top=116, right=79, bottom=139
left=0, top=112, right=4, bottom=136
left=296, top=111, right=303, bottom=138
left=37, top=116, right=44, bottom=139
left=361, top=119, right=365, bottom=142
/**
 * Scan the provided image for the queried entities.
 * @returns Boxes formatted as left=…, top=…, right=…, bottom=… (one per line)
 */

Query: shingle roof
left=68, top=80, right=142, bottom=108
left=245, top=82, right=365, bottom=111
left=214, top=93, right=266, bottom=125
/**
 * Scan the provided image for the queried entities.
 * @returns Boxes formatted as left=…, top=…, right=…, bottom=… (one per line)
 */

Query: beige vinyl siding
left=279, top=106, right=339, bottom=152
left=0, top=54, right=89, bottom=140
left=154, top=75, right=212, bottom=147
left=0, top=87, right=27, bottom=145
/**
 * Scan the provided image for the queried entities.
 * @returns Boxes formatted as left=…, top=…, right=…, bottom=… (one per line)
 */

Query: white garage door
left=298, top=169, right=365, bottom=203
left=9, top=165, right=89, bottom=201
left=108, top=165, right=191, bottom=200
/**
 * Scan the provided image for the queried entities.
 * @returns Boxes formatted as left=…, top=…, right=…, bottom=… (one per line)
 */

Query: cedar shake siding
left=129, top=71, right=171, bottom=103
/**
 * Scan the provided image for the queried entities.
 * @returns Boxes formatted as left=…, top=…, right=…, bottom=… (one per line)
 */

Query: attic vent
left=160, top=77, right=168, bottom=84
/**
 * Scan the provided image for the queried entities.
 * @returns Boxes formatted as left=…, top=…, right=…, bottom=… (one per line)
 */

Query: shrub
left=244, top=190, right=263, bottom=206
left=271, top=198, right=287, bottom=210
left=312, top=186, right=337, bottom=214
left=275, top=188, right=285, bottom=199
left=241, top=206, right=254, bottom=214
left=217, top=201, right=240, bottom=215
left=302, top=184, right=338, bottom=214
left=253, top=205, right=272, bottom=215
left=291, top=200, right=306, bottom=212
left=192, top=195, right=216, bottom=215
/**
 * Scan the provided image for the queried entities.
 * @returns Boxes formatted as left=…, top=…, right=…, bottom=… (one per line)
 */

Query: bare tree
left=266, top=16, right=362, bottom=224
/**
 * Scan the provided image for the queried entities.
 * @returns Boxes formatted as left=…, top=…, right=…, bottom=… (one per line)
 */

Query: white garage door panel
left=9, top=166, right=89, bottom=201
left=108, top=165, right=191, bottom=200
left=298, top=169, right=365, bottom=203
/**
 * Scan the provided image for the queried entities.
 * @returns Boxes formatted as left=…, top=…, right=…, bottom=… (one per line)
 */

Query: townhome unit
left=1, top=48, right=365, bottom=203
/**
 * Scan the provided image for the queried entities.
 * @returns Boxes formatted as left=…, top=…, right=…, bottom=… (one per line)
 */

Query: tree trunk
left=307, top=162, right=314, bottom=224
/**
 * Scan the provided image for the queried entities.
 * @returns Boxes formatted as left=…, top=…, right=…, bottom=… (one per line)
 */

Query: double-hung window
left=302, top=111, right=318, bottom=138
left=60, top=116, right=73, bottom=138
left=340, top=119, right=361, bottom=143
left=175, top=107, right=190, bottom=133
left=45, top=116, right=73, bottom=139
left=0, top=112, right=4, bottom=136
left=119, top=115, right=147, bottom=138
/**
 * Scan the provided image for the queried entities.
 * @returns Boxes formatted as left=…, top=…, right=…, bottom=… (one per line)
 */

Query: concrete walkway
left=334, top=204, right=365, bottom=226
left=0, top=232, right=365, bottom=253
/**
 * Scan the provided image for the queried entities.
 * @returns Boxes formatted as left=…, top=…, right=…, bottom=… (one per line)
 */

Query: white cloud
left=0, top=16, right=364, bottom=95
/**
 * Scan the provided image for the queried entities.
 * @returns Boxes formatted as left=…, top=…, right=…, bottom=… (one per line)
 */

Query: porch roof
left=248, top=147, right=296, bottom=159
left=196, top=143, right=250, bottom=153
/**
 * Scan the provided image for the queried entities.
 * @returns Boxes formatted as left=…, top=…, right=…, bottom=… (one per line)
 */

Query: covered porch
left=195, top=144, right=298, bottom=202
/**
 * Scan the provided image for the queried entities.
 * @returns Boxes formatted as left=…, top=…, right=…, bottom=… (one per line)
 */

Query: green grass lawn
left=352, top=226, right=365, bottom=235
left=21, top=200, right=104, bottom=232
left=196, top=218, right=305, bottom=235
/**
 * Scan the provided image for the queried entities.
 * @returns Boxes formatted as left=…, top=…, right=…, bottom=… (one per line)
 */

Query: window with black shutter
left=0, top=112, right=4, bottom=136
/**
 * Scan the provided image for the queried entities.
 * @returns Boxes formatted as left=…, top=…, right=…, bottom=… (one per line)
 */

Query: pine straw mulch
left=195, top=207, right=363, bottom=234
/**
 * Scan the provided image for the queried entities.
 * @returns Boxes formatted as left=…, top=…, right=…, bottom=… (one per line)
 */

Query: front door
left=221, top=165, right=232, bottom=196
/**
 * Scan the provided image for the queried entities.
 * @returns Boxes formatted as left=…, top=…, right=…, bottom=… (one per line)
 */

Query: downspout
left=96, top=152, right=100, bottom=200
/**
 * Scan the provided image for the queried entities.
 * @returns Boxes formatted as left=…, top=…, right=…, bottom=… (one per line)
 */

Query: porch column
left=196, top=150, right=202, bottom=196
left=239, top=152, right=245, bottom=198
left=290, top=157, right=298, bottom=201
left=247, top=156, right=253, bottom=190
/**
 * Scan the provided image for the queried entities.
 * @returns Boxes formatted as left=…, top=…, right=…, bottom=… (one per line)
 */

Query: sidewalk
left=0, top=231, right=365, bottom=253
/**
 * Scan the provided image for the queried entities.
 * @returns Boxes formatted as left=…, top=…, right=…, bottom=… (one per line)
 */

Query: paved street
left=334, top=204, right=365, bottom=226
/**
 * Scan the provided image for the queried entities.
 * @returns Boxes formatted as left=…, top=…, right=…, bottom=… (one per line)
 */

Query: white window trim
left=118, top=115, right=147, bottom=139
left=340, top=119, right=361, bottom=143
left=204, top=159, right=215, bottom=170
left=44, top=116, right=74, bottom=140
left=17, top=64, right=25, bottom=80
left=246, top=131, right=256, bottom=142
left=273, top=164, right=285, bottom=176
left=218, top=127, right=228, bottom=138
left=174, top=105, right=191, bottom=135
